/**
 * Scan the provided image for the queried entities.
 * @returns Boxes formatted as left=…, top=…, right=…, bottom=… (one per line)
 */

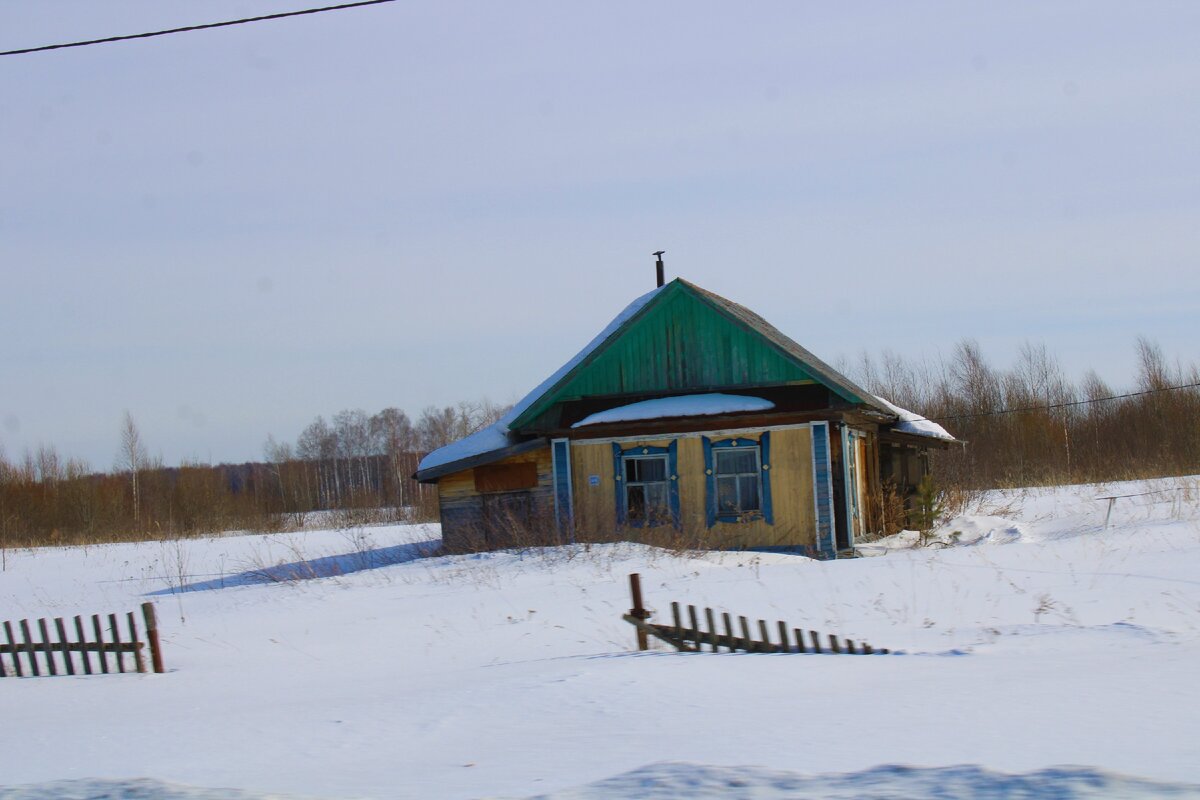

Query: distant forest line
left=2, top=338, right=1198, bottom=548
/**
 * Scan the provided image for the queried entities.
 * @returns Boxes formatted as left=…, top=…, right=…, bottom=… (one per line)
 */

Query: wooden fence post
left=141, top=603, right=164, bottom=673
left=704, top=608, right=719, bottom=652
left=628, top=573, right=649, bottom=652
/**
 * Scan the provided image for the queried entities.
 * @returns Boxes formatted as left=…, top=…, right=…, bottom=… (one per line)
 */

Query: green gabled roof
left=508, top=278, right=888, bottom=431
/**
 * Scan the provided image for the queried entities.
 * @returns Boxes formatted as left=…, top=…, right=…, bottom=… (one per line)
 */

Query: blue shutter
left=760, top=431, right=773, bottom=525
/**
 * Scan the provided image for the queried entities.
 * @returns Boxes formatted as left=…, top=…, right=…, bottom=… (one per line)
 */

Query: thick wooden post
left=628, top=574, right=649, bottom=652
left=141, top=603, right=164, bottom=674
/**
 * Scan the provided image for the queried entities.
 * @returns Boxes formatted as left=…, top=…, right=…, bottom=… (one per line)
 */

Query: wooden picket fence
left=0, top=602, right=164, bottom=678
left=623, top=573, right=889, bottom=655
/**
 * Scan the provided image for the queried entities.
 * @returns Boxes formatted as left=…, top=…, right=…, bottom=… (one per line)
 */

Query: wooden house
left=415, top=278, right=956, bottom=557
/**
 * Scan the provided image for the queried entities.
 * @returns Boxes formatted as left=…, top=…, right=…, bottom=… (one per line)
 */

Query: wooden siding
left=438, top=446, right=556, bottom=552
left=570, top=426, right=816, bottom=550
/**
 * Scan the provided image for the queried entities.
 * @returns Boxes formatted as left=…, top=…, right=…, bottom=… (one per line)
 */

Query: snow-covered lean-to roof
left=416, top=286, right=665, bottom=476
left=872, top=395, right=956, bottom=442
left=572, top=393, right=775, bottom=428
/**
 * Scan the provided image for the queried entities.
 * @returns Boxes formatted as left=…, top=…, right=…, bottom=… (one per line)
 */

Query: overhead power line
left=922, top=380, right=1200, bottom=425
left=0, top=0, right=397, bottom=57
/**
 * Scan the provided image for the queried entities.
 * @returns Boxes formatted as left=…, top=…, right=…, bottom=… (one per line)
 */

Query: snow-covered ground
left=1, top=477, right=1199, bottom=799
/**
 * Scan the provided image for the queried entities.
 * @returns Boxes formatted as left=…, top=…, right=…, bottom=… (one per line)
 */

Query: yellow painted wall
left=569, top=426, right=816, bottom=549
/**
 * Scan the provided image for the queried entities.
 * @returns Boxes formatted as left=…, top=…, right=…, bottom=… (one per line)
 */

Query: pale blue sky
left=2, top=2, right=1198, bottom=467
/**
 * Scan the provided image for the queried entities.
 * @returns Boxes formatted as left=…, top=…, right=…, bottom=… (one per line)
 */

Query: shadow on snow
left=146, top=540, right=441, bottom=595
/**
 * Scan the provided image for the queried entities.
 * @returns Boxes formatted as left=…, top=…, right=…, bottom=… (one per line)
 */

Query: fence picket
left=845, top=639, right=857, bottom=655
left=828, top=633, right=841, bottom=654
left=777, top=621, right=789, bottom=652
left=671, top=602, right=682, bottom=640
left=128, top=612, right=146, bottom=674
left=2, top=621, right=18, bottom=677
left=37, top=619, right=57, bottom=675
left=704, top=608, right=719, bottom=653
left=739, top=616, right=752, bottom=652
left=109, top=614, right=124, bottom=673
left=54, top=618, right=75, bottom=676
left=809, top=630, right=821, bottom=654
left=20, top=620, right=40, bottom=676
left=722, top=613, right=735, bottom=652
left=74, top=616, right=93, bottom=675
left=794, top=628, right=806, bottom=653
left=687, top=606, right=700, bottom=648
left=93, top=615, right=108, bottom=674
left=757, top=620, right=772, bottom=653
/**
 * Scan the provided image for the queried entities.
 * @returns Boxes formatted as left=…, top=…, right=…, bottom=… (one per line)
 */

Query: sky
left=2, top=2, right=1198, bottom=468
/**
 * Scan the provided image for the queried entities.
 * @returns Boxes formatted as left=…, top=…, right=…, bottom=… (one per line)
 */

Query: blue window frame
left=703, top=433, right=773, bottom=526
left=613, top=441, right=680, bottom=529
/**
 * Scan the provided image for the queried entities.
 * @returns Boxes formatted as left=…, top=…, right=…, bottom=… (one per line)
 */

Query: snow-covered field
left=2, top=477, right=1199, bottom=799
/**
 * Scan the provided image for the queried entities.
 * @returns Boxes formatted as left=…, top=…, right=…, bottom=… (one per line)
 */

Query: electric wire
left=0, top=0, right=397, bottom=57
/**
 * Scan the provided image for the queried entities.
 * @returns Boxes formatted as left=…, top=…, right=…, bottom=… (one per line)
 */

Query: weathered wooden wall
left=569, top=426, right=816, bottom=550
left=438, top=447, right=555, bottom=552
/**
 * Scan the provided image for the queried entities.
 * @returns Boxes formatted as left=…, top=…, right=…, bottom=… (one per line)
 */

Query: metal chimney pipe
left=653, top=250, right=665, bottom=287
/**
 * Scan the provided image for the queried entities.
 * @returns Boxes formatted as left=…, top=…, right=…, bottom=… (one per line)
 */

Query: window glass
left=713, top=443, right=761, bottom=517
left=624, top=454, right=669, bottom=524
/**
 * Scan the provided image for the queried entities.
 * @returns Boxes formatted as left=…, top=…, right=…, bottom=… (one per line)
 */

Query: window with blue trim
left=613, top=442, right=680, bottom=529
left=715, top=446, right=761, bottom=516
left=704, top=433, right=773, bottom=526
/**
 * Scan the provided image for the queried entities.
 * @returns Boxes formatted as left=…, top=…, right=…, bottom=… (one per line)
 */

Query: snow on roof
left=572, top=393, right=775, bottom=428
left=873, top=395, right=956, bottom=441
left=417, top=285, right=665, bottom=475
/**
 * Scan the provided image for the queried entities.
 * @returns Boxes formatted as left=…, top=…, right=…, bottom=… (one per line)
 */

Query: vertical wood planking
left=704, top=608, right=718, bottom=652
left=128, top=612, right=146, bottom=674
left=54, top=618, right=74, bottom=676
left=794, top=628, right=806, bottom=653
left=109, top=613, right=124, bottom=673
left=93, top=615, right=109, bottom=674
left=38, top=619, right=57, bottom=676
left=74, top=616, right=93, bottom=675
left=809, top=630, right=822, bottom=654
left=3, top=621, right=20, bottom=677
